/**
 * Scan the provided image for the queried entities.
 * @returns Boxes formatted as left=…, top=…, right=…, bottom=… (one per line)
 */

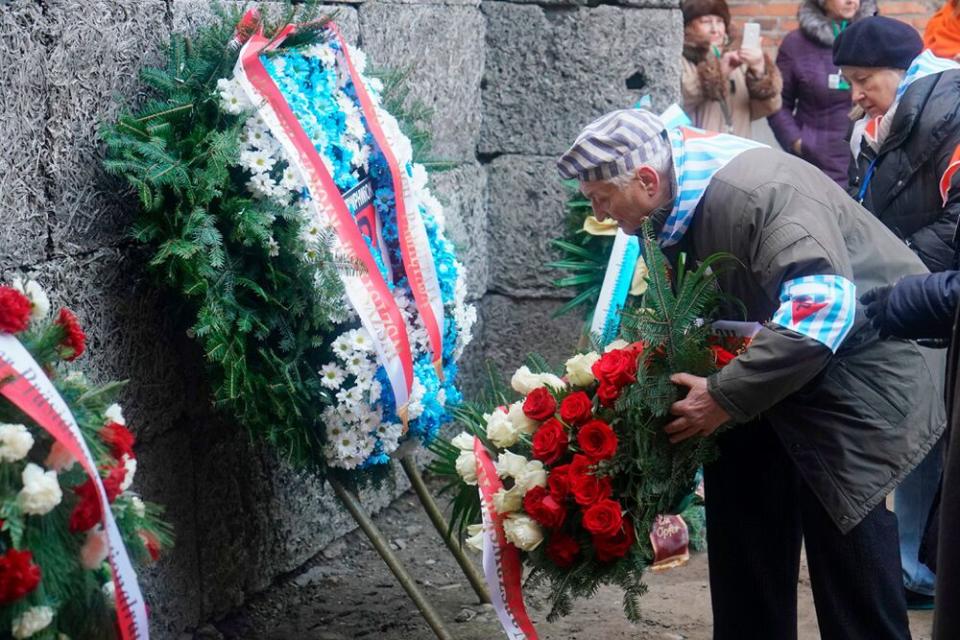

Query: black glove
left=860, top=285, right=893, bottom=339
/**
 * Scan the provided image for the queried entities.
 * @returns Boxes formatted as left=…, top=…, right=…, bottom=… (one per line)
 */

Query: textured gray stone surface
left=481, top=4, right=683, bottom=155
left=359, top=2, right=485, bottom=162
left=478, top=293, right=582, bottom=375
left=0, top=2, right=51, bottom=270
left=430, top=163, right=489, bottom=301
left=486, top=155, right=572, bottom=298
left=45, top=0, right=168, bottom=255
left=2, top=249, right=194, bottom=444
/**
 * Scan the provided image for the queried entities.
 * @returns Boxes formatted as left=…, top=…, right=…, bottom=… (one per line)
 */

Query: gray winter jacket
left=653, top=147, right=947, bottom=533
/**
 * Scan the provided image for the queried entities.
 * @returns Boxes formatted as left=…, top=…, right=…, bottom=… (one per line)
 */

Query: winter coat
left=863, top=269, right=960, bottom=639
left=680, top=42, right=782, bottom=138
left=851, top=70, right=960, bottom=273
left=650, top=146, right=947, bottom=533
left=768, top=0, right=877, bottom=186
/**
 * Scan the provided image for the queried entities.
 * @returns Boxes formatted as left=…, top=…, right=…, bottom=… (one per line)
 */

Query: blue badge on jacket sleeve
left=770, top=275, right=857, bottom=352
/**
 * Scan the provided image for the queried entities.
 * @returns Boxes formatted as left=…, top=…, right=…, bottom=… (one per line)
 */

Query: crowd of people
left=556, top=2, right=960, bottom=638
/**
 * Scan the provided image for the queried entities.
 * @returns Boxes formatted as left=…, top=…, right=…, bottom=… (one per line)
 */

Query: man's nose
left=593, top=208, right=609, bottom=221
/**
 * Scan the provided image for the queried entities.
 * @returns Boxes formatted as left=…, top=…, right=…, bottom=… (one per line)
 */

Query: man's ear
left=635, top=166, right=660, bottom=195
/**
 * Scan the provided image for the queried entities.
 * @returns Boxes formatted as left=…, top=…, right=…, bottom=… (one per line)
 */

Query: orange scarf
left=924, top=2, right=960, bottom=59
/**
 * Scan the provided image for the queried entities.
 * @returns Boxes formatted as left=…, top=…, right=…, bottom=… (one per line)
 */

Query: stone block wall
left=0, top=0, right=680, bottom=636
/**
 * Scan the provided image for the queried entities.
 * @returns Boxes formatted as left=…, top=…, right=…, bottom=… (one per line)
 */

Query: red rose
left=577, top=419, right=618, bottom=461
left=569, top=454, right=594, bottom=479
left=100, top=422, right=136, bottom=461
left=0, top=287, right=31, bottom=335
left=559, top=391, right=593, bottom=426
left=594, top=520, right=636, bottom=562
left=582, top=498, right=624, bottom=536
left=532, top=418, right=568, bottom=465
left=596, top=383, right=620, bottom=407
left=0, top=549, right=41, bottom=604
left=547, top=464, right=573, bottom=498
left=523, top=486, right=567, bottom=529
left=140, top=530, right=162, bottom=562
left=546, top=532, right=580, bottom=568
left=56, top=308, right=86, bottom=361
left=710, top=345, right=737, bottom=368
left=572, top=473, right=612, bottom=507
left=523, top=387, right=557, bottom=422
left=70, top=479, right=103, bottom=533
left=103, top=465, right=127, bottom=503
left=591, top=349, right=637, bottom=388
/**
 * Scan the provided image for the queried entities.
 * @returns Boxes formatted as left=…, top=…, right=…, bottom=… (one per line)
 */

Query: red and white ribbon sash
left=329, top=24, right=446, bottom=376
left=233, top=26, right=415, bottom=410
left=0, top=334, right=148, bottom=639
left=474, top=438, right=539, bottom=640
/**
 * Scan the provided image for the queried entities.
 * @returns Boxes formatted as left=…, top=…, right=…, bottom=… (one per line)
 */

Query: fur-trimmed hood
left=798, top=0, right=877, bottom=47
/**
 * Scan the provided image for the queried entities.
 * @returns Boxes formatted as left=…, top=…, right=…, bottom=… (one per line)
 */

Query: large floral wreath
left=0, top=280, right=170, bottom=639
left=102, top=5, right=475, bottom=474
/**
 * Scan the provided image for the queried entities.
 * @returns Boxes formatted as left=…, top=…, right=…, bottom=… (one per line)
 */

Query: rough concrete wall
left=0, top=0, right=679, bottom=636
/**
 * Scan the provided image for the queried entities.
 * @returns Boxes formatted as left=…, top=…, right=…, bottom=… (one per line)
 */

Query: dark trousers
left=704, top=420, right=912, bottom=640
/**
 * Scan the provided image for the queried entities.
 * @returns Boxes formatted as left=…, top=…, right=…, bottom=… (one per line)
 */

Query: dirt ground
left=203, top=489, right=934, bottom=640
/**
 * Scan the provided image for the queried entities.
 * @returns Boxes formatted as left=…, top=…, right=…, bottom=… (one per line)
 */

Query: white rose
left=502, top=513, right=544, bottom=551
left=104, top=403, right=126, bottom=426
left=565, top=352, right=601, bottom=387
left=465, top=524, right=485, bottom=552
left=485, top=409, right=520, bottom=448
left=510, top=366, right=543, bottom=395
left=455, top=451, right=478, bottom=485
left=506, top=401, right=537, bottom=435
left=605, top=339, right=629, bottom=353
left=538, top=373, right=567, bottom=392
left=492, top=486, right=523, bottom=515
left=12, top=606, right=54, bottom=639
left=495, top=450, right=528, bottom=479
left=130, top=496, right=147, bottom=519
left=451, top=431, right=475, bottom=451
left=0, top=423, right=33, bottom=462
left=514, top=460, right=548, bottom=495
left=17, top=463, right=62, bottom=516
left=80, top=528, right=109, bottom=570
left=120, top=455, right=137, bottom=492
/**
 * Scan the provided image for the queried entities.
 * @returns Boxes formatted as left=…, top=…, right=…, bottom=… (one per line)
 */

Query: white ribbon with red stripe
left=0, top=334, right=148, bottom=639
left=474, top=438, right=539, bottom=640
left=232, top=22, right=416, bottom=410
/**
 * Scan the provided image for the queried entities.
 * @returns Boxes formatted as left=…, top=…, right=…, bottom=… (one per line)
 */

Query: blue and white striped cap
left=557, top=109, right=668, bottom=182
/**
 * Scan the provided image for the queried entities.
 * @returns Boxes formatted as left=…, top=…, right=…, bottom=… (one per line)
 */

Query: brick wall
left=726, top=0, right=941, bottom=52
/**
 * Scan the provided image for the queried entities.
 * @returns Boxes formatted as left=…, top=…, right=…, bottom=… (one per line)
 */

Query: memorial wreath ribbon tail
left=329, top=24, right=447, bottom=379
left=233, top=22, right=416, bottom=410
left=474, top=438, right=539, bottom=640
left=0, top=334, right=149, bottom=640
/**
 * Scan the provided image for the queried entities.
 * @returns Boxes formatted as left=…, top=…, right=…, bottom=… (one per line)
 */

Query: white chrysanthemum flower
left=12, top=278, right=50, bottom=322
left=334, top=427, right=360, bottom=456
left=436, top=388, right=447, bottom=407
left=376, top=422, right=403, bottom=453
left=348, top=328, right=373, bottom=352
left=240, top=149, right=276, bottom=175
left=411, top=164, right=430, bottom=192
left=244, top=118, right=273, bottom=150
left=300, top=220, right=326, bottom=247
left=246, top=173, right=277, bottom=199
left=343, top=352, right=371, bottom=378
left=12, top=606, right=54, bottom=639
left=366, top=77, right=384, bottom=94
left=347, top=45, right=368, bottom=73
left=216, top=77, right=250, bottom=115
left=280, top=166, right=301, bottom=192
left=130, top=496, right=147, bottom=519
left=336, top=385, right=363, bottom=409
left=120, top=455, right=137, bottom=492
left=319, top=363, right=346, bottom=390
left=355, top=406, right=381, bottom=432
left=104, top=403, right=126, bottom=426
left=0, top=423, right=33, bottom=462
left=266, top=237, right=280, bottom=258
left=407, top=378, right=426, bottom=420
left=345, top=112, right=366, bottom=140
left=336, top=93, right=358, bottom=117
left=367, top=379, right=382, bottom=405
left=18, top=463, right=62, bottom=516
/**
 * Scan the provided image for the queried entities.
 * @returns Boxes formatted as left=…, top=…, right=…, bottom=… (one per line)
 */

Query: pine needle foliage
left=430, top=222, right=728, bottom=623
left=101, top=2, right=437, bottom=472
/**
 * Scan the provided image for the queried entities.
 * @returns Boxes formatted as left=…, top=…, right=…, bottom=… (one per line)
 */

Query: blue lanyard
left=858, top=156, right=878, bottom=204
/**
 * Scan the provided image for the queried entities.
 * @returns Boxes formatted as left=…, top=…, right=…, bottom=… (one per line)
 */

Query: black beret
left=833, top=16, right=923, bottom=70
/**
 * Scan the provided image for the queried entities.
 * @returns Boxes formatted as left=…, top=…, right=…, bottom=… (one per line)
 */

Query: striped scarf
left=660, top=127, right=766, bottom=247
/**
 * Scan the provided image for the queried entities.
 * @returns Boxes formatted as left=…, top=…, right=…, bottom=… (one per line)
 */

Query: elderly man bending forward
left=558, top=109, right=945, bottom=640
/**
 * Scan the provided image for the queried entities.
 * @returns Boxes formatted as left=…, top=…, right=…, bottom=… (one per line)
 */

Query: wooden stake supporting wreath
left=100, top=4, right=482, bottom=635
